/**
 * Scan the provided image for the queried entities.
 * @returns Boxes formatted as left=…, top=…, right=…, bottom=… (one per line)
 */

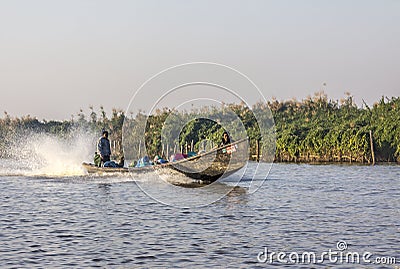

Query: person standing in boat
left=97, top=130, right=111, bottom=166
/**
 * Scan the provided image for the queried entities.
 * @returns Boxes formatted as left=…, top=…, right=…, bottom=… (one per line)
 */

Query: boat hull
left=82, top=163, right=130, bottom=174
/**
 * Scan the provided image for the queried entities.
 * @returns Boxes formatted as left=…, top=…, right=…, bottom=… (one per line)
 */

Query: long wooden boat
left=82, top=138, right=249, bottom=184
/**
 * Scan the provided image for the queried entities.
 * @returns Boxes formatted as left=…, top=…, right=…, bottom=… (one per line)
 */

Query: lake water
left=0, top=161, right=399, bottom=268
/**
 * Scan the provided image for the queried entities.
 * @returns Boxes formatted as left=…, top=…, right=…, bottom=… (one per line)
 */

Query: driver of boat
left=220, top=131, right=231, bottom=147
left=97, top=130, right=111, bottom=166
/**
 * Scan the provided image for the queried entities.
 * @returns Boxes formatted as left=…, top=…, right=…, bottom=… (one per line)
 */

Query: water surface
left=0, top=162, right=399, bottom=268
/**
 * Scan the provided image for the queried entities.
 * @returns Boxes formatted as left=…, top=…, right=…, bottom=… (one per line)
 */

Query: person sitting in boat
left=153, top=155, right=168, bottom=164
left=103, top=157, right=124, bottom=168
left=103, top=160, right=118, bottom=167
left=187, top=151, right=197, bottom=158
left=117, top=156, right=125, bottom=167
left=169, top=153, right=185, bottom=162
left=136, top=156, right=152, bottom=167
left=94, top=152, right=102, bottom=167
left=220, top=131, right=232, bottom=147
left=98, top=130, right=111, bottom=166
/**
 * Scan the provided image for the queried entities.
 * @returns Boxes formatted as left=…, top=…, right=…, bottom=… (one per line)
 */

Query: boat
left=82, top=138, right=249, bottom=184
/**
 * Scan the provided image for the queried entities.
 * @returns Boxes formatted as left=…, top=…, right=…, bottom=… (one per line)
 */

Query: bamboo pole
left=191, top=140, right=194, bottom=152
left=369, top=130, right=375, bottom=165
left=166, top=144, right=169, bottom=160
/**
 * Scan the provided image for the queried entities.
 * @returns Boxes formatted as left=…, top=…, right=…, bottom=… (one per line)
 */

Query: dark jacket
left=97, top=137, right=111, bottom=157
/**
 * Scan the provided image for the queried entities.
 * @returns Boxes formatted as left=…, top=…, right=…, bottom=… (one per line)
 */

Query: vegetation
left=272, top=92, right=400, bottom=163
left=1, top=93, right=399, bottom=163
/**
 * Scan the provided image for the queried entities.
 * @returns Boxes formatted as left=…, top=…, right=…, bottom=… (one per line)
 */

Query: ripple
left=0, top=163, right=399, bottom=268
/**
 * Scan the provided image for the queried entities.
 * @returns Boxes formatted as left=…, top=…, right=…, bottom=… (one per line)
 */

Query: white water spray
left=4, top=129, right=96, bottom=177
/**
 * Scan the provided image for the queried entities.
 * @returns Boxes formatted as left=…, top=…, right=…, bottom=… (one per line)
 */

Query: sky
left=0, top=0, right=399, bottom=120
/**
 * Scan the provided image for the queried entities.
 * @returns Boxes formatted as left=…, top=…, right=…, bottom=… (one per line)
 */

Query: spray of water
left=4, top=128, right=96, bottom=177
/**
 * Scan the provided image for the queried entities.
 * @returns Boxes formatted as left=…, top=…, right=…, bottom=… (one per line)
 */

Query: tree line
left=1, top=93, right=399, bottom=163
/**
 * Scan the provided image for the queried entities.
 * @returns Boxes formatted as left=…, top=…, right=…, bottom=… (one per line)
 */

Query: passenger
left=103, top=157, right=125, bottom=168
left=154, top=155, right=161, bottom=163
left=136, top=156, right=152, bottom=167
left=169, top=153, right=185, bottom=162
left=103, top=160, right=118, bottom=167
left=118, top=156, right=125, bottom=168
left=97, top=130, right=111, bottom=166
left=187, top=151, right=197, bottom=158
left=94, top=152, right=102, bottom=167
left=153, top=155, right=168, bottom=164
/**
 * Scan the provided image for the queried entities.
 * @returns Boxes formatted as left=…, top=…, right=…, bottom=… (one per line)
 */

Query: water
left=0, top=162, right=399, bottom=268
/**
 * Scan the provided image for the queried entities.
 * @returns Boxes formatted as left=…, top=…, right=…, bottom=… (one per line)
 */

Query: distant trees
left=1, top=93, right=399, bottom=163
left=272, top=93, right=400, bottom=163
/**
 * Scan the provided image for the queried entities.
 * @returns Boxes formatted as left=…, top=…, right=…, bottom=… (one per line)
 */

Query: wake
left=0, top=129, right=96, bottom=177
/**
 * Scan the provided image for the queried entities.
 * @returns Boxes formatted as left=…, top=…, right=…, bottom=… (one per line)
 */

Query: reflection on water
left=98, top=183, right=112, bottom=193
left=218, top=186, right=249, bottom=208
left=0, top=162, right=399, bottom=268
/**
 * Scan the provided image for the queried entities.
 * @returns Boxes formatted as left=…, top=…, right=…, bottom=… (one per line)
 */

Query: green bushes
left=272, top=94, right=400, bottom=163
left=1, top=94, right=399, bottom=163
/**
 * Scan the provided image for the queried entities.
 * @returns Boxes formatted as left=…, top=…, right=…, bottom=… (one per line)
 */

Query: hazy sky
left=1, top=0, right=399, bottom=120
